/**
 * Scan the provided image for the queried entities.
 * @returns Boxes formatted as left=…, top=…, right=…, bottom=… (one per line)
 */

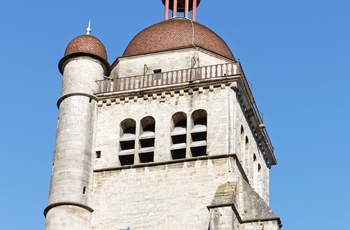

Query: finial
left=86, top=20, right=91, bottom=35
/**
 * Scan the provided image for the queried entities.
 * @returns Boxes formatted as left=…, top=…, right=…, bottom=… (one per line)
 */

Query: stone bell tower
left=45, top=1, right=282, bottom=229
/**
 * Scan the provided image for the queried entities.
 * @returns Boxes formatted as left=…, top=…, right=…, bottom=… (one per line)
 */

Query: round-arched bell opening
left=162, top=0, right=201, bottom=12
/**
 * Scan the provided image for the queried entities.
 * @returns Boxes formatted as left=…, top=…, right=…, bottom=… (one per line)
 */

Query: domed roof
left=65, top=35, right=107, bottom=60
left=59, top=35, right=109, bottom=74
left=123, top=18, right=235, bottom=60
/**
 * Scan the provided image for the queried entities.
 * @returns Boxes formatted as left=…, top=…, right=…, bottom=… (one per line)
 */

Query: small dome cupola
left=162, top=0, right=201, bottom=21
left=58, top=21, right=110, bottom=74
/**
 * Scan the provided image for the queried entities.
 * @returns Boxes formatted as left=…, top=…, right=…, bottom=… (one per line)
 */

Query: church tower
left=45, top=1, right=282, bottom=229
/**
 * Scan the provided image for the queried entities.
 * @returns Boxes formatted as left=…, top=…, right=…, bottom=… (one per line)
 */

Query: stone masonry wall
left=94, top=86, right=234, bottom=169
left=91, top=157, right=240, bottom=229
left=234, top=94, right=269, bottom=203
left=94, top=81, right=269, bottom=203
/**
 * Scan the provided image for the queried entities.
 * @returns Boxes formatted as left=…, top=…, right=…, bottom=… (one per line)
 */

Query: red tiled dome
left=65, top=35, right=107, bottom=60
left=123, top=18, right=235, bottom=60
left=59, top=35, right=109, bottom=74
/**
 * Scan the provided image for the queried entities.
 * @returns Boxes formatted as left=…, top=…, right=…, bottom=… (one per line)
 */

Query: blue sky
left=1, top=0, right=349, bottom=229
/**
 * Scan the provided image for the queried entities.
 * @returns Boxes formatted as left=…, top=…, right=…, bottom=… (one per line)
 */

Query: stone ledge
left=94, top=153, right=237, bottom=173
left=57, top=93, right=98, bottom=108
left=43, top=201, right=94, bottom=217
left=95, top=75, right=240, bottom=107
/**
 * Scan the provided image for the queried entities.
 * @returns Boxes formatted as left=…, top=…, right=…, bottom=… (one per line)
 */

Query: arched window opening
left=240, top=125, right=244, bottom=142
left=190, top=109, right=207, bottom=157
left=171, top=112, right=187, bottom=159
left=253, top=153, right=257, bottom=162
left=119, top=119, right=136, bottom=165
left=245, top=136, right=249, bottom=150
left=139, top=116, right=155, bottom=163
left=258, top=163, right=261, bottom=172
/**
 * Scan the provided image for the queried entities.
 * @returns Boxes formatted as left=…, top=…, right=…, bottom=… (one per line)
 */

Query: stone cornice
left=95, top=75, right=239, bottom=107
left=44, top=201, right=94, bottom=217
left=57, top=93, right=98, bottom=108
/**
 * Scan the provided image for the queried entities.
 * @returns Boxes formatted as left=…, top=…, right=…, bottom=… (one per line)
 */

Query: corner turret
left=44, top=23, right=109, bottom=230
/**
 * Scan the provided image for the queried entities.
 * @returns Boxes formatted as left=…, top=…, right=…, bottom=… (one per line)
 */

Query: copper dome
left=59, top=35, right=109, bottom=74
left=123, top=18, right=235, bottom=60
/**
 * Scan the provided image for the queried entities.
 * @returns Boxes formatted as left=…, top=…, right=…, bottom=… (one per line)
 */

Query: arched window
left=245, top=136, right=249, bottom=150
left=190, top=109, right=207, bottom=157
left=119, top=119, right=136, bottom=165
left=240, top=125, right=244, bottom=142
left=170, top=112, right=187, bottom=159
left=139, top=116, right=155, bottom=163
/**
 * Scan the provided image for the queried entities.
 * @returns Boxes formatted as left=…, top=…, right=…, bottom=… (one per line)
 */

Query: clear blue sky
left=1, top=0, right=349, bottom=229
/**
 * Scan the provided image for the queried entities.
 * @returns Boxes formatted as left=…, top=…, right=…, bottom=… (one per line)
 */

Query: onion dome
left=123, top=18, right=235, bottom=60
left=58, top=34, right=110, bottom=74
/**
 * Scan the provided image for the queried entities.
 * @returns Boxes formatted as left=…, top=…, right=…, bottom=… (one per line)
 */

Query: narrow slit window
left=245, top=136, right=249, bottom=150
left=240, top=125, right=244, bottom=142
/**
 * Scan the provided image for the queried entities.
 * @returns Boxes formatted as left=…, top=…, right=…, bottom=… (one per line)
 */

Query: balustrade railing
left=96, top=62, right=239, bottom=93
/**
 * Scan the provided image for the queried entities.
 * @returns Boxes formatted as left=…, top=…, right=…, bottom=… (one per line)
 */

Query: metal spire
left=86, top=20, right=91, bottom=35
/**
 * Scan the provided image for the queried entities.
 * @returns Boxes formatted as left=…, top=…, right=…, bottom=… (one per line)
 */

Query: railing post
left=115, top=79, right=118, bottom=91
left=96, top=80, right=101, bottom=93
left=233, top=63, right=238, bottom=75
left=174, top=71, right=178, bottom=84
left=176, top=70, right=179, bottom=84
left=145, top=75, right=148, bottom=87
left=166, top=72, right=168, bottom=85
left=103, top=80, right=107, bottom=92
